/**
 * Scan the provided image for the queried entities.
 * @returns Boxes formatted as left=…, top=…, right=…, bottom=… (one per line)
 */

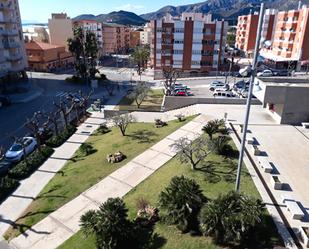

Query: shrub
left=0, top=177, right=19, bottom=202
left=199, top=191, right=264, bottom=244
left=208, top=136, right=233, bottom=156
left=65, top=75, right=83, bottom=84
left=78, top=143, right=96, bottom=157
left=46, top=125, right=76, bottom=148
left=8, top=146, right=54, bottom=180
left=159, top=175, right=207, bottom=233
left=95, top=123, right=110, bottom=135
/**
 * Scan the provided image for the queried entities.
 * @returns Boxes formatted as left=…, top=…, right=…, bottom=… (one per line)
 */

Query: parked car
left=174, top=84, right=190, bottom=90
left=257, top=69, right=273, bottom=77
left=5, top=137, right=37, bottom=162
left=174, top=90, right=187, bottom=96
left=272, top=69, right=290, bottom=76
left=209, top=81, right=226, bottom=91
left=233, top=80, right=250, bottom=91
left=0, top=95, right=11, bottom=108
left=213, top=91, right=235, bottom=98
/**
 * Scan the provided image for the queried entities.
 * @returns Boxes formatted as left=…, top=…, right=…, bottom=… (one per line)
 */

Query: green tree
left=199, top=191, right=264, bottom=244
left=80, top=198, right=133, bottom=249
left=68, top=27, right=99, bottom=82
left=159, top=176, right=207, bottom=232
left=208, top=136, right=232, bottom=156
left=128, top=82, right=150, bottom=108
left=132, top=46, right=150, bottom=80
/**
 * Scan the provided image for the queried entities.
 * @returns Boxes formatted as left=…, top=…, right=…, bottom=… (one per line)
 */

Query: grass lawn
left=115, top=88, right=164, bottom=111
left=59, top=135, right=283, bottom=249
left=5, top=117, right=194, bottom=240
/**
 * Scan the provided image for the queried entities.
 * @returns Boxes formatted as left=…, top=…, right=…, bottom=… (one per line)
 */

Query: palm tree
left=202, top=120, right=219, bottom=140
left=199, top=191, right=264, bottom=244
left=208, top=136, right=232, bottom=156
left=132, top=46, right=150, bottom=80
left=80, top=198, right=133, bottom=249
left=159, top=176, right=207, bottom=232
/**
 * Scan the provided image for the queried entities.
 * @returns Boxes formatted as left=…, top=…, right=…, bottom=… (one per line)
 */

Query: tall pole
left=235, top=3, right=265, bottom=191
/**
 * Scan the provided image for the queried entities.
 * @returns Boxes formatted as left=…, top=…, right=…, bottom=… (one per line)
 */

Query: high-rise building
left=140, top=23, right=151, bottom=45
left=150, top=13, right=228, bottom=74
left=48, top=13, right=73, bottom=50
left=0, top=0, right=27, bottom=80
left=102, top=23, right=130, bottom=54
left=73, top=20, right=104, bottom=56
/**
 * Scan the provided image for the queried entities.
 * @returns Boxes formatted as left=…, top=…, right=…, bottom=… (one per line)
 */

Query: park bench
left=302, top=122, right=309, bottom=129
left=284, top=199, right=304, bottom=220
left=257, top=156, right=273, bottom=173
left=251, top=145, right=261, bottom=156
left=246, top=134, right=255, bottom=144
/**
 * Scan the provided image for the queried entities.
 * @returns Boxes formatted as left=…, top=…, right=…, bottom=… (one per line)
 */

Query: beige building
left=0, top=0, right=27, bottom=80
left=102, top=23, right=130, bottom=54
left=23, top=25, right=50, bottom=43
left=140, top=23, right=151, bottom=45
left=48, top=13, right=73, bottom=50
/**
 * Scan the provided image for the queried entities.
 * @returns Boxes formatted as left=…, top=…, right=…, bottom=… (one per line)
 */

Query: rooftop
left=25, top=41, right=64, bottom=50
left=257, top=77, right=309, bottom=88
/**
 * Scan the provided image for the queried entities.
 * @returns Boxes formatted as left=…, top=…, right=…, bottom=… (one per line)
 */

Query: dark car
left=0, top=95, right=11, bottom=108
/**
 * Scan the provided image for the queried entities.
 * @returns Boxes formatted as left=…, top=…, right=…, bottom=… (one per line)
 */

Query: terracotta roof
left=25, top=41, right=64, bottom=51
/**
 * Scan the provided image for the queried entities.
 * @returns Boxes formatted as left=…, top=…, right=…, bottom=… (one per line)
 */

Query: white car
left=5, top=137, right=37, bottom=162
left=257, top=70, right=273, bottom=77
left=209, top=81, right=227, bottom=91
left=213, top=91, right=234, bottom=98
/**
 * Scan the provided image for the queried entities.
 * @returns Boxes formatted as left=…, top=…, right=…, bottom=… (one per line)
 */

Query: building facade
left=260, top=6, right=309, bottom=69
left=150, top=13, right=228, bottom=74
left=0, top=0, right=27, bottom=80
left=48, top=13, right=73, bottom=50
left=23, top=25, right=50, bottom=43
left=25, top=41, right=74, bottom=72
left=102, top=23, right=130, bottom=54
left=130, top=30, right=141, bottom=48
left=73, top=20, right=104, bottom=56
left=140, top=23, right=151, bottom=45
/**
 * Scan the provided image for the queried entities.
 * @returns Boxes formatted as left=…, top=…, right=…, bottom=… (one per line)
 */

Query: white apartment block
left=0, top=0, right=27, bottom=79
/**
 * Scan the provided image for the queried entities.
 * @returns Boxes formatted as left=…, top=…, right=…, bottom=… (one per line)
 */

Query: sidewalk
left=0, top=112, right=105, bottom=237
left=9, top=115, right=208, bottom=249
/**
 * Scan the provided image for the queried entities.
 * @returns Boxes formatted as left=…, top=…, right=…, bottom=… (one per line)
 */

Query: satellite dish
left=264, top=40, right=272, bottom=49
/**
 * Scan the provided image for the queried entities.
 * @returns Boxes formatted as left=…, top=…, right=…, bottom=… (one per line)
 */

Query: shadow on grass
left=128, top=130, right=158, bottom=144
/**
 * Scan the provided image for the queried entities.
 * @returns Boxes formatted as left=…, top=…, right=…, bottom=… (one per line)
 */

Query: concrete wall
left=163, top=96, right=261, bottom=111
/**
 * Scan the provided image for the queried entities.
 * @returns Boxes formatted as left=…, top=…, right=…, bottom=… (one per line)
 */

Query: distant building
left=73, top=19, right=104, bottom=56
left=23, top=25, right=50, bottom=43
left=48, top=13, right=73, bottom=50
left=0, top=0, right=28, bottom=81
left=130, top=30, right=141, bottom=48
left=102, top=23, right=130, bottom=54
left=150, top=13, right=228, bottom=75
left=140, top=23, right=151, bottom=45
left=25, top=41, right=74, bottom=72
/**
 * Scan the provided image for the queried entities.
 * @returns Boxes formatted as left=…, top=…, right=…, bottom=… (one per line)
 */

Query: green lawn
left=5, top=117, right=194, bottom=240
left=59, top=136, right=283, bottom=249
left=116, top=88, right=164, bottom=111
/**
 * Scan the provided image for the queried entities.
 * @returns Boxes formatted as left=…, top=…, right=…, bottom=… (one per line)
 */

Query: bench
left=284, top=200, right=304, bottom=220
left=251, top=145, right=261, bottom=156
left=246, top=134, right=255, bottom=144
left=257, top=156, right=273, bottom=173
left=302, top=122, right=309, bottom=129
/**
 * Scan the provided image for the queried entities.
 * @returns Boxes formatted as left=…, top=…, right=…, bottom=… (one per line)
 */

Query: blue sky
left=20, top=0, right=197, bottom=23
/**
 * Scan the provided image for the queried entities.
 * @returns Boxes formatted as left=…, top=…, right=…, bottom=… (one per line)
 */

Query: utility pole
left=235, top=3, right=265, bottom=192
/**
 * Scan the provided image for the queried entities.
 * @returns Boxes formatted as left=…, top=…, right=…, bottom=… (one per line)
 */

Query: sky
left=20, top=0, right=197, bottom=23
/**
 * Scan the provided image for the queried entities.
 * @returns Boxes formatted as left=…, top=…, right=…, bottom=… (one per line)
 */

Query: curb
left=10, top=90, right=43, bottom=104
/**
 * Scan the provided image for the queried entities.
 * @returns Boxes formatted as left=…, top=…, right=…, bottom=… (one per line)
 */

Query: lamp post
left=235, top=3, right=265, bottom=192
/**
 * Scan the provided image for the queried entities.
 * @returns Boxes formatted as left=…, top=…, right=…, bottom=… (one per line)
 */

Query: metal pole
left=235, top=3, right=265, bottom=191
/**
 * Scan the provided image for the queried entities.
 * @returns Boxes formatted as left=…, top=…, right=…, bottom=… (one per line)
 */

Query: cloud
left=114, top=3, right=145, bottom=12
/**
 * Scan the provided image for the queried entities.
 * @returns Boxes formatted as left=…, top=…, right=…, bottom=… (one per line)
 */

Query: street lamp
left=235, top=3, right=265, bottom=192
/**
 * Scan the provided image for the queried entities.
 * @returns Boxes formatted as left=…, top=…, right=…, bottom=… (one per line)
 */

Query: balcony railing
left=0, top=3, right=14, bottom=11
left=7, top=54, right=23, bottom=61
left=0, top=29, right=19, bottom=36
left=3, top=41, right=21, bottom=49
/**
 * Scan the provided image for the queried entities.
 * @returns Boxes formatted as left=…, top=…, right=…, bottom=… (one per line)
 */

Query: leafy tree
left=80, top=198, right=133, bottom=249
left=132, top=46, right=150, bottom=80
left=162, top=67, right=180, bottom=96
left=54, top=101, right=75, bottom=129
left=208, top=136, right=232, bottom=156
left=199, top=191, right=264, bottom=244
left=128, top=82, right=150, bottom=108
left=159, top=176, right=207, bottom=232
left=111, top=114, right=135, bottom=136
left=171, top=137, right=211, bottom=170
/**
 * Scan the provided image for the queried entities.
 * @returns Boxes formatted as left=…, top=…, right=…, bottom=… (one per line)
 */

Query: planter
left=300, top=227, right=309, bottom=248
left=251, top=145, right=260, bottom=156
left=270, top=175, right=283, bottom=190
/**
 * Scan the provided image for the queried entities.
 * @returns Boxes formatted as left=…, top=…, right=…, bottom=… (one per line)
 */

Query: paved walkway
left=9, top=115, right=207, bottom=249
left=0, top=113, right=106, bottom=237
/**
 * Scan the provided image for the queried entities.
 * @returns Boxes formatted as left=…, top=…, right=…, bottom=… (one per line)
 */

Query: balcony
left=0, top=3, right=14, bottom=11
left=3, top=41, right=21, bottom=49
left=7, top=54, right=23, bottom=61
left=0, top=16, right=16, bottom=24
left=0, top=29, right=19, bottom=36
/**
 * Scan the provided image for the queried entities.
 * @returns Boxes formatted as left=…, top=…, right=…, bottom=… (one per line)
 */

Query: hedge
left=46, top=126, right=76, bottom=148
left=0, top=177, right=19, bottom=203
left=8, top=146, right=54, bottom=180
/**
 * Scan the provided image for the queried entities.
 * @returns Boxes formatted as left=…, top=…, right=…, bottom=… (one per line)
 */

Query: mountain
left=74, top=11, right=146, bottom=26
left=141, top=0, right=309, bottom=24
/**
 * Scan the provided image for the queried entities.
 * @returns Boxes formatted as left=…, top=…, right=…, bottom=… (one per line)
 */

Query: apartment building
left=260, top=5, right=309, bottom=69
left=140, top=23, right=151, bottom=45
left=0, top=0, right=27, bottom=80
left=235, top=10, right=277, bottom=57
left=130, top=30, right=141, bottom=48
left=73, top=20, right=104, bottom=56
left=102, top=23, right=130, bottom=54
left=25, top=41, right=74, bottom=72
left=150, top=13, right=228, bottom=74
left=48, top=13, right=73, bottom=50
left=23, top=25, right=50, bottom=43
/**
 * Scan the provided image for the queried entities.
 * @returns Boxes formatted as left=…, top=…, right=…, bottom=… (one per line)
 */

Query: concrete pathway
left=9, top=115, right=207, bottom=249
left=0, top=112, right=106, bottom=237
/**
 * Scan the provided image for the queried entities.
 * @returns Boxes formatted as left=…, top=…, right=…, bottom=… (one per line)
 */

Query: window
left=173, top=50, right=183, bottom=54
left=191, top=61, right=200, bottom=65
left=175, top=28, right=184, bottom=33
left=192, top=50, right=201, bottom=54
left=174, top=40, right=184, bottom=44
left=173, top=60, right=182, bottom=65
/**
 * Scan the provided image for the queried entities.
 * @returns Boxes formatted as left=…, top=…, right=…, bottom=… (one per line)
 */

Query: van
left=213, top=91, right=234, bottom=98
